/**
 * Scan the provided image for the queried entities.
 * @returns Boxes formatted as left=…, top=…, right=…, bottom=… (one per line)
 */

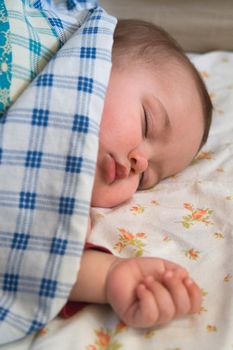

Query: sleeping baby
left=66, top=19, right=213, bottom=328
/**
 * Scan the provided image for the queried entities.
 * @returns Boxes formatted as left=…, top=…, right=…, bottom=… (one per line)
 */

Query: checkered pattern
left=0, top=0, right=116, bottom=345
left=6, top=1, right=60, bottom=110
left=5, top=0, right=99, bottom=113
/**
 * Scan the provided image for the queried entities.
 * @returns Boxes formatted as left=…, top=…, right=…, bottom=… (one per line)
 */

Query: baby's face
left=91, top=62, right=204, bottom=208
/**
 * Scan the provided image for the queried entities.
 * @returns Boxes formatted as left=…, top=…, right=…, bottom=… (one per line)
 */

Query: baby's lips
left=102, top=153, right=116, bottom=184
left=102, top=154, right=130, bottom=184
left=115, top=162, right=129, bottom=180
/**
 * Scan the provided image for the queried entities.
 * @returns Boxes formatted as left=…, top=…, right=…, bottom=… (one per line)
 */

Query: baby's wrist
left=104, top=255, right=122, bottom=303
left=69, top=250, right=120, bottom=304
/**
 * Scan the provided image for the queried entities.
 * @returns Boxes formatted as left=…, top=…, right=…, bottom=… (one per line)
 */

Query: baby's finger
left=163, top=259, right=187, bottom=272
left=134, top=283, right=159, bottom=327
left=144, top=276, right=175, bottom=324
left=184, top=278, right=202, bottom=314
left=163, top=271, right=191, bottom=316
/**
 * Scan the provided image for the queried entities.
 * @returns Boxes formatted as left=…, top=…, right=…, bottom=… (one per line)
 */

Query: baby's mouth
left=102, top=154, right=116, bottom=184
left=101, top=154, right=129, bottom=185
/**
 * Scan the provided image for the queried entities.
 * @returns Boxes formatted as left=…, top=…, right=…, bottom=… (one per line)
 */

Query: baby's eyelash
left=143, top=107, right=148, bottom=138
left=138, top=106, right=149, bottom=189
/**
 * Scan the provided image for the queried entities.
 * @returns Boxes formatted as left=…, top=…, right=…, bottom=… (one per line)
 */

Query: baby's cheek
left=105, top=179, right=139, bottom=208
left=91, top=176, right=139, bottom=208
left=114, top=178, right=139, bottom=204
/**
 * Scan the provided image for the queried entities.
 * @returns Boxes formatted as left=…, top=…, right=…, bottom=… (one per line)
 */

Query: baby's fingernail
left=164, top=270, right=173, bottom=279
left=185, top=277, right=193, bottom=286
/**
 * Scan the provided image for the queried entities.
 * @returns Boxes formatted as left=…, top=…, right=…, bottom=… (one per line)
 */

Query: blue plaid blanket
left=0, top=0, right=116, bottom=344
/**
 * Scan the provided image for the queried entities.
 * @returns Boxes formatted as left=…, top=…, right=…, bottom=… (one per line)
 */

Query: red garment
left=59, top=242, right=112, bottom=319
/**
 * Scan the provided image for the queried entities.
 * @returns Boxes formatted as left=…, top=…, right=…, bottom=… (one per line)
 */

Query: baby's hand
left=106, top=257, right=202, bottom=328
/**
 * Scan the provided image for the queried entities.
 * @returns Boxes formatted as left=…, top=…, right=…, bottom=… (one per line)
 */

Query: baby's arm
left=69, top=249, right=117, bottom=304
left=69, top=250, right=202, bottom=328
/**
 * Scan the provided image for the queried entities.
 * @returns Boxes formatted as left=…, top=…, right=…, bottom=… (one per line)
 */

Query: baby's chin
left=91, top=172, right=138, bottom=208
left=91, top=196, right=127, bottom=209
left=91, top=188, right=131, bottom=209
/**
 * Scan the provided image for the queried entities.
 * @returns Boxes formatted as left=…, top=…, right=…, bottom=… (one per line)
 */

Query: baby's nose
left=130, top=154, right=148, bottom=175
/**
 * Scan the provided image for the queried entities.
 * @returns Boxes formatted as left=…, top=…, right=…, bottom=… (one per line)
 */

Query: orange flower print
left=163, top=234, right=172, bottom=242
left=207, top=324, right=217, bottom=332
left=195, top=151, right=214, bottom=161
left=116, top=322, right=127, bottom=333
left=180, top=202, right=213, bottom=228
left=213, top=232, right=224, bottom=239
left=86, top=323, right=127, bottom=350
left=184, top=202, right=193, bottom=211
left=224, top=273, right=232, bottom=282
left=114, top=228, right=147, bottom=257
left=114, top=241, right=125, bottom=253
left=200, top=71, right=209, bottom=78
left=199, top=289, right=208, bottom=314
left=144, top=330, right=156, bottom=338
left=136, top=232, right=147, bottom=238
left=130, top=204, right=145, bottom=214
left=200, top=305, right=208, bottom=314
left=185, top=248, right=200, bottom=260
left=119, top=229, right=134, bottom=241
left=151, top=199, right=159, bottom=206
left=96, top=331, right=111, bottom=347
left=37, top=327, right=48, bottom=336
left=192, top=209, right=208, bottom=220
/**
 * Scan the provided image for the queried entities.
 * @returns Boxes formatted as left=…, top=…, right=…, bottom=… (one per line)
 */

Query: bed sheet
left=2, top=51, right=233, bottom=350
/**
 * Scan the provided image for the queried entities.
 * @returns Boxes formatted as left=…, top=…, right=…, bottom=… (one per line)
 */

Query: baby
left=68, top=20, right=212, bottom=328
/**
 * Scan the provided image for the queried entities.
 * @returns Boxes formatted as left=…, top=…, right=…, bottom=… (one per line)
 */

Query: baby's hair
left=112, top=19, right=213, bottom=149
